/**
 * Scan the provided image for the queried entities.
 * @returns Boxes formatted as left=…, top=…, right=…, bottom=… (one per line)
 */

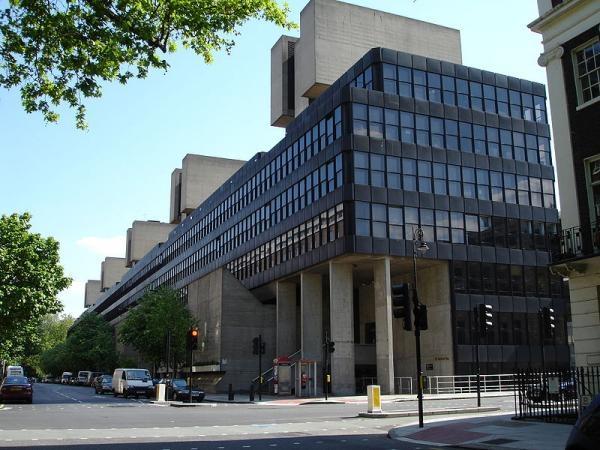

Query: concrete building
left=271, top=0, right=462, bottom=127
left=126, top=220, right=175, bottom=268
left=170, top=154, right=246, bottom=224
left=88, top=0, right=570, bottom=394
left=100, top=257, right=127, bottom=292
left=84, top=280, right=102, bottom=308
left=530, top=0, right=600, bottom=367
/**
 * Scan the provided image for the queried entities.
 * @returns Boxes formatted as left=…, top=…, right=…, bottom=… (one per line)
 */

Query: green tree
left=64, top=312, right=118, bottom=373
left=119, top=286, right=194, bottom=372
left=39, top=341, right=70, bottom=377
left=0, top=213, right=71, bottom=363
left=0, top=0, right=295, bottom=129
left=23, top=314, right=74, bottom=375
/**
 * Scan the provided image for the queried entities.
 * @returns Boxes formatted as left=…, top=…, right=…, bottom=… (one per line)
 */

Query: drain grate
left=481, top=438, right=519, bottom=445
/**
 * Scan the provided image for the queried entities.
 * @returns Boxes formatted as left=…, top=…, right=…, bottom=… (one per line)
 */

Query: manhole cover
left=482, top=438, right=519, bottom=445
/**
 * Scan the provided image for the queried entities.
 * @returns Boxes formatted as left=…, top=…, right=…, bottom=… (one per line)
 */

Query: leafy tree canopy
left=0, top=212, right=71, bottom=362
left=64, top=311, right=118, bottom=372
left=0, top=0, right=295, bottom=129
left=119, top=286, right=194, bottom=370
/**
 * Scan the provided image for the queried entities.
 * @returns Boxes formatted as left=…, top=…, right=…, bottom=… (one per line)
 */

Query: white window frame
left=584, top=154, right=600, bottom=224
left=572, top=37, right=600, bottom=110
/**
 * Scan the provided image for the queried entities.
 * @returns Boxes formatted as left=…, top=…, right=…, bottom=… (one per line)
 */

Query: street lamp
left=412, top=227, right=428, bottom=428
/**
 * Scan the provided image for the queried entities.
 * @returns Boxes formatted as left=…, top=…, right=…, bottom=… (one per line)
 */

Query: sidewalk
left=204, top=391, right=513, bottom=405
left=388, top=414, right=572, bottom=450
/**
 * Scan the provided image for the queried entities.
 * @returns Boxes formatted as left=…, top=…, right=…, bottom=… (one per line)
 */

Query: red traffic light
left=191, top=329, right=199, bottom=337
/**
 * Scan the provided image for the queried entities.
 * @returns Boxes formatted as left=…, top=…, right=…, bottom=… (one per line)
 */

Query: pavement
left=388, top=414, right=572, bottom=450
left=205, top=391, right=514, bottom=405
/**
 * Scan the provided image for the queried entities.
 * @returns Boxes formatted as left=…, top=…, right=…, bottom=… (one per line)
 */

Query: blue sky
left=0, top=0, right=548, bottom=318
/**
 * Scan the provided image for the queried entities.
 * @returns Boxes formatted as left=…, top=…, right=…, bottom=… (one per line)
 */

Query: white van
left=61, top=372, right=73, bottom=384
left=112, top=368, right=152, bottom=398
left=77, top=371, right=91, bottom=385
left=6, top=366, right=24, bottom=377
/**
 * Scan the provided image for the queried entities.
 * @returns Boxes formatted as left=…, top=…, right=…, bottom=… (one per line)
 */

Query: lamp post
left=412, top=227, right=429, bottom=428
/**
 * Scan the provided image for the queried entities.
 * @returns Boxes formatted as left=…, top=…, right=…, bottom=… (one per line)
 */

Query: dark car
left=160, top=378, right=205, bottom=402
left=93, top=375, right=113, bottom=394
left=566, top=394, right=600, bottom=450
left=0, top=376, right=33, bottom=404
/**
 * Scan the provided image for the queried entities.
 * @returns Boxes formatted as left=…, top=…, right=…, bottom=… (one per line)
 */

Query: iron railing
left=555, top=222, right=600, bottom=261
left=425, top=373, right=516, bottom=394
left=514, top=367, right=600, bottom=423
left=356, top=377, right=413, bottom=395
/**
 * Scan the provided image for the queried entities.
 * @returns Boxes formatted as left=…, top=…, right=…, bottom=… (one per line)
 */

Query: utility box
left=156, top=383, right=166, bottom=402
left=367, top=385, right=382, bottom=413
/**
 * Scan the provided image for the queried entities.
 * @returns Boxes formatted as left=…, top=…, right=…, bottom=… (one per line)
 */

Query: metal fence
left=514, top=367, right=600, bottom=423
left=425, top=373, right=515, bottom=394
left=356, top=377, right=413, bottom=395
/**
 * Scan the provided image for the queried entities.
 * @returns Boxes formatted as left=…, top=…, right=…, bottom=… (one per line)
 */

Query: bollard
left=249, top=384, right=255, bottom=402
left=228, top=383, right=234, bottom=401
left=367, top=385, right=382, bottom=414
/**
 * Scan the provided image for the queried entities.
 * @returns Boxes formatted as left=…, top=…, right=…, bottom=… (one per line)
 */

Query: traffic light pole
left=412, top=242, right=424, bottom=429
left=538, top=310, right=546, bottom=373
left=474, top=307, right=481, bottom=408
left=189, top=331, right=193, bottom=403
left=258, top=334, right=262, bottom=402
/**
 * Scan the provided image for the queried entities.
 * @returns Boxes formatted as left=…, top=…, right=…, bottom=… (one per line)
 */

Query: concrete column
left=301, top=273, right=323, bottom=391
left=373, top=258, right=395, bottom=394
left=276, top=281, right=297, bottom=357
left=329, top=262, right=355, bottom=395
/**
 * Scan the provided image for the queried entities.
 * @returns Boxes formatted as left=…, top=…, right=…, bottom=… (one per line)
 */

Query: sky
left=0, top=0, right=549, bottom=318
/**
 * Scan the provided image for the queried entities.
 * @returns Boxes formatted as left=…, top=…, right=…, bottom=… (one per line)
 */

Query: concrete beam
left=329, top=261, right=355, bottom=395
left=301, top=273, right=323, bottom=390
left=373, top=258, right=395, bottom=394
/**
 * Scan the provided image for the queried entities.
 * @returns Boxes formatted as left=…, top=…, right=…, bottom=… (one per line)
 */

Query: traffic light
left=260, top=342, right=266, bottom=355
left=414, top=304, right=428, bottom=331
left=328, top=341, right=335, bottom=353
left=541, top=307, right=556, bottom=339
left=188, top=327, right=199, bottom=350
left=478, top=304, right=493, bottom=337
left=392, top=283, right=412, bottom=331
left=252, top=337, right=260, bottom=355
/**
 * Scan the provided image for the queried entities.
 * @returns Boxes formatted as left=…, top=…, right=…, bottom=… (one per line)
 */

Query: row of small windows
left=354, top=152, right=556, bottom=209
left=452, top=261, right=565, bottom=299
left=351, top=66, right=374, bottom=90
left=381, top=64, right=548, bottom=124
left=354, top=202, right=558, bottom=253
left=353, top=104, right=552, bottom=165
left=162, top=106, right=343, bottom=269
left=228, top=204, right=345, bottom=281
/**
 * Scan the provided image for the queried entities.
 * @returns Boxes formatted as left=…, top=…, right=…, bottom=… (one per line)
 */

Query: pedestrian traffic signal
left=188, top=327, right=199, bottom=350
left=328, top=341, right=335, bottom=353
left=392, top=283, right=412, bottom=331
left=478, top=304, right=493, bottom=337
left=414, top=304, right=428, bottom=331
left=252, top=337, right=260, bottom=355
left=541, top=307, right=556, bottom=339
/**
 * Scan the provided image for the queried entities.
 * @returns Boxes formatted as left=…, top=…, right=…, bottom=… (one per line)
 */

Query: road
left=0, top=382, right=515, bottom=449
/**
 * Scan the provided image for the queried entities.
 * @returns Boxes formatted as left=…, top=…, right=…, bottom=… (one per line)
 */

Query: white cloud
left=76, top=235, right=126, bottom=258
left=58, top=279, right=86, bottom=318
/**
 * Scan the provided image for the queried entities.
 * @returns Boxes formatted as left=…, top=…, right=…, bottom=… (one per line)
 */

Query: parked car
left=112, top=368, right=153, bottom=398
left=566, top=394, right=600, bottom=450
left=60, top=372, right=73, bottom=384
left=77, top=371, right=91, bottom=385
left=0, top=376, right=33, bottom=403
left=159, top=378, right=205, bottom=402
left=93, top=375, right=113, bottom=394
left=87, top=372, right=103, bottom=386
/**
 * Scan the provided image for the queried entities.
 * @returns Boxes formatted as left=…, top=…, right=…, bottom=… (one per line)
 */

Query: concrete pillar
left=276, top=281, right=297, bottom=357
left=373, top=258, right=395, bottom=394
left=301, top=273, right=323, bottom=391
left=329, top=262, right=355, bottom=395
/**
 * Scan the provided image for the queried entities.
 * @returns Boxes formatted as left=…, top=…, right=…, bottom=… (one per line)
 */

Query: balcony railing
left=554, top=222, right=600, bottom=262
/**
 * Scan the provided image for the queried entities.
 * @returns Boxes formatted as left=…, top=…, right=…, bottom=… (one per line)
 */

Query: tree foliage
left=39, top=312, right=118, bottom=375
left=0, top=212, right=71, bottom=363
left=119, top=286, right=194, bottom=370
left=0, top=0, right=295, bottom=129
left=22, top=313, right=74, bottom=375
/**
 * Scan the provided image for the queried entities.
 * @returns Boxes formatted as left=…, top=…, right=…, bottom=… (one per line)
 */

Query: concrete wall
left=84, top=280, right=102, bottom=308
left=126, top=220, right=175, bottom=267
left=271, top=0, right=462, bottom=124
left=170, top=155, right=246, bottom=223
left=187, top=268, right=276, bottom=393
left=100, top=257, right=127, bottom=292
left=271, top=35, right=299, bottom=127
left=169, top=168, right=183, bottom=224
left=392, top=261, right=454, bottom=379
left=566, top=258, right=600, bottom=367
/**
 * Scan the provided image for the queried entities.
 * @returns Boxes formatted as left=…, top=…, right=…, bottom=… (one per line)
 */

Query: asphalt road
left=0, top=382, right=515, bottom=449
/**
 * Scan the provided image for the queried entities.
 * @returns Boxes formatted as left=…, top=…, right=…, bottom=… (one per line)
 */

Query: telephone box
left=274, top=356, right=292, bottom=395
